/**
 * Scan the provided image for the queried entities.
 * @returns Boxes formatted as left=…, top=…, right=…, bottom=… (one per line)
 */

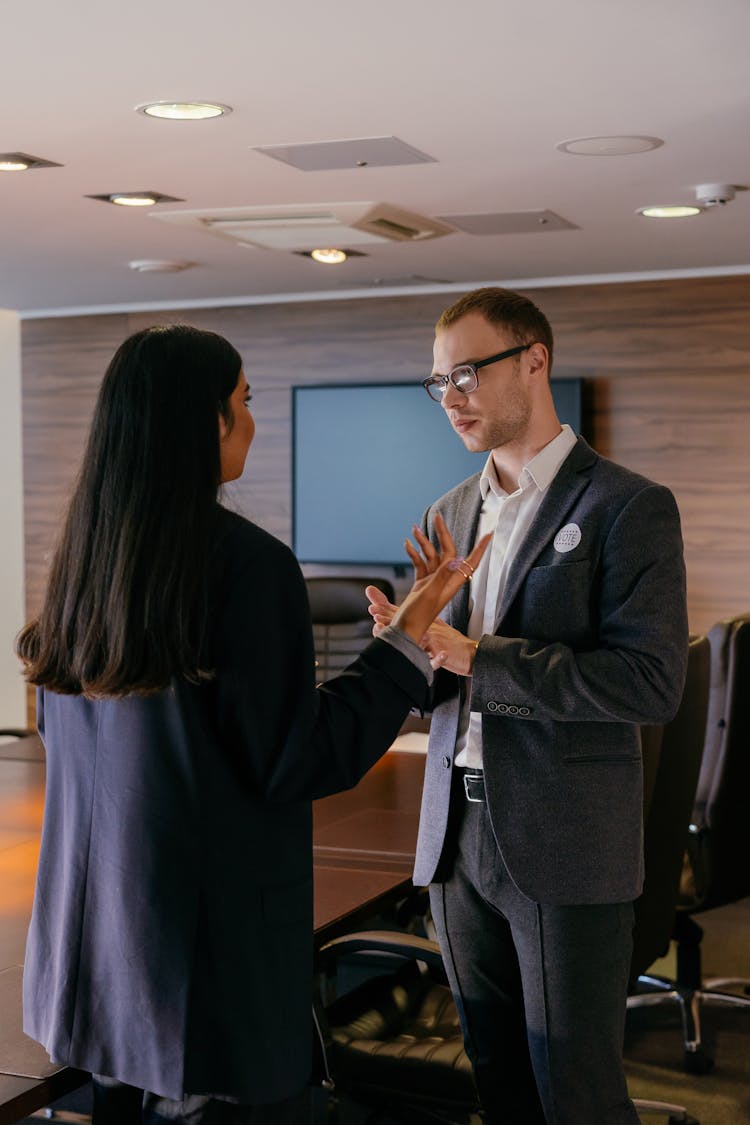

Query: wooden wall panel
left=528, top=279, right=750, bottom=631
left=20, top=277, right=750, bottom=685
left=22, top=314, right=130, bottom=616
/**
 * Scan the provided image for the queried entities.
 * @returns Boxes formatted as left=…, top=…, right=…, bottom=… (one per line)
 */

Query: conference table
left=0, top=733, right=426, bottom=1124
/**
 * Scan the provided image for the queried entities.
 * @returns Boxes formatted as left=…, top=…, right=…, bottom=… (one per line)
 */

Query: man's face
left=432, top=312, right=532, bottom=453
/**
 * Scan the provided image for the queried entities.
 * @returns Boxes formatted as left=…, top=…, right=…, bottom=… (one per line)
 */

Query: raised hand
left=384, top=513, right=490, bottom=665
left=365, top=585, right=398, bottom=636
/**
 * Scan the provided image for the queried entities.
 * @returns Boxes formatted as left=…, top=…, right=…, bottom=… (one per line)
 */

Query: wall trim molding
left=18, top=263, right=750, bottom=320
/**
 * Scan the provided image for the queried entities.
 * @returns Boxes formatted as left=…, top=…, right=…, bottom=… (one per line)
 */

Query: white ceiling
left=4, top=0, right=749, bottom=317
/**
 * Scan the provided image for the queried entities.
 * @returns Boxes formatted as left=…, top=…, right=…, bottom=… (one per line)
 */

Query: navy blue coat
left=23, top=510, right=428, bottom=1102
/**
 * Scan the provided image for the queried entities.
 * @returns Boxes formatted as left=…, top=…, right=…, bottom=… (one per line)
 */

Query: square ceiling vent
left=252, top=136, right=436, bottom=171
left=151, top=202, right=455, bottom=251
left=438, top=210, right=578, bottom=234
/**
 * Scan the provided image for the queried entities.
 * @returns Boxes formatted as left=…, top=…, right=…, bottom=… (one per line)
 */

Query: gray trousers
left=429, top=777, right=640, bottom=1125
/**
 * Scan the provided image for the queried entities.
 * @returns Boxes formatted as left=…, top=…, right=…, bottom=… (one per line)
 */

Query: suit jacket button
left=487, top=701, right=497, bottom=712
left=498, top=703, right=509, bottom=714
left=519, top=706, right=530, bottom=716
left=508, top=705, right=519, bottom=715
left=442, top=755, right=451, bottom=768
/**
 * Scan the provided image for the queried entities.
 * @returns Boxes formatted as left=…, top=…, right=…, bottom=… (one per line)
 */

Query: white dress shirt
left=454, top=424, right=578, bottom=768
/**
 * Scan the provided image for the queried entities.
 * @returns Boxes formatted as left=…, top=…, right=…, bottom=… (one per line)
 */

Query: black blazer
left=23, top=509, right=428, bottom=1103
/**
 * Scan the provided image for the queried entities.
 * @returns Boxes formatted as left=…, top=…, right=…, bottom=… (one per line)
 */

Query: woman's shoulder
left=215, top=506, right=300, bottom=579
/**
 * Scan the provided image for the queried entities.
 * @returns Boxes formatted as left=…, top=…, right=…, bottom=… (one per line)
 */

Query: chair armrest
left=317, top=929, right=446, bottom=974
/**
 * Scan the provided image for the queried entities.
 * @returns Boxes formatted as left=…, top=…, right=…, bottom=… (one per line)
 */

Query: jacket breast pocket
left=517, top=560, right=593, bottom=644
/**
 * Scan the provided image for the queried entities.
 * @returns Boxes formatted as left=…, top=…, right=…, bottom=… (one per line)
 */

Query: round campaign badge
left=553, top=523, right=582, bottom=553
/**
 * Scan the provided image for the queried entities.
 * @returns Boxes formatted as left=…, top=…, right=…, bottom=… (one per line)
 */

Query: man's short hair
left=437, top=287, right=554, bottom=374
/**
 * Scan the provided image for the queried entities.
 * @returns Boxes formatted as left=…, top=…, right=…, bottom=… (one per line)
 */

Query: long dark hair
left=17, top=324, right=242, bottom=697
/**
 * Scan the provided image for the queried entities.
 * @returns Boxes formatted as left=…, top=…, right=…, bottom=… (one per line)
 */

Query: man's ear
left=218, top=411, right=228, bottom=440
left=526, top=342, right=549, bottom=380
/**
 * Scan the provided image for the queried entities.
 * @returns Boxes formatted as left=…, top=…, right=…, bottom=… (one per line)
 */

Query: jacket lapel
left=494, top=437, right=597, bottom=631
left=434, top=476, right=483, bottom=630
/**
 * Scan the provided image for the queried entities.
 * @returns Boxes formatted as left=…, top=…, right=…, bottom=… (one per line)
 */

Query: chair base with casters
left=314, top=931, right=699, bottom=1125
left=629, top=912, right=750, bottom=1075
left=635, top=1100, right=699, bottom=1125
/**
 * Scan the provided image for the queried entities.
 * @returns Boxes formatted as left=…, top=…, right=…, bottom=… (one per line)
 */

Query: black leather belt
left=461, top=770, right=486, bottom=802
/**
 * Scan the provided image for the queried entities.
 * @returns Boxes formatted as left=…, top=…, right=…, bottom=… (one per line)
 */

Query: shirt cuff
left=378, top=625, right=434, bottom=686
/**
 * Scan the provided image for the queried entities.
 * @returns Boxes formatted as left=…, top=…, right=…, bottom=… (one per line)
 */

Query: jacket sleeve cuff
left=378, top=625, right=434, bottom=687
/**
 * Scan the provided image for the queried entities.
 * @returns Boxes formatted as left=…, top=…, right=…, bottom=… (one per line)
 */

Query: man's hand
left=419, top=618, right=478, bottom=676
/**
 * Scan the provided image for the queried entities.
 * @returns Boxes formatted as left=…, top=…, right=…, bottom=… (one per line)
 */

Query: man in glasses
left=368, top=287, right=688, bottom=1123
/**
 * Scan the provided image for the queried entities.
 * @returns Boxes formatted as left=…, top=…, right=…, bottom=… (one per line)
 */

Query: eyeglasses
left=422, top=343, right=532, bottom=403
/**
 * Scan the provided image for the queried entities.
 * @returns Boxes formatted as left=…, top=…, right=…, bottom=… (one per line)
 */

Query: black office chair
left=306, top=576, right=395, bottom=682
left=683, top=613, right=750, bottom=910
left=314, top=929, right=478, bottom=1125
left=627, top=635, right=710, bottom=1090
left=632, top=614, right=750, bottom=1073
left=314, top=636, right=709, bottom=1125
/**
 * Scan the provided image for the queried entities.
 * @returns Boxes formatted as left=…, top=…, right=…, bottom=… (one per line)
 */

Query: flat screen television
left=292, top=379, right=583, bottom=567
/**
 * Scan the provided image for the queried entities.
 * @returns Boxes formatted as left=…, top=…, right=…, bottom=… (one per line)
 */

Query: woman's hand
left=374, top=513, right=490, bottom=668
left=365, top=517, right=453, bottom=638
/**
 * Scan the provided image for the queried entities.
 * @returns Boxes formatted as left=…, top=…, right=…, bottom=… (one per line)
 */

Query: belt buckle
left=463, top=772, right=484, bottom=802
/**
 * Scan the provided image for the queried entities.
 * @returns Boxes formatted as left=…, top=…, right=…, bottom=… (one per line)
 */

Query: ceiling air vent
left=151, top=202, right=455, bottom=251
left=364, top=216, right=424, bottom=240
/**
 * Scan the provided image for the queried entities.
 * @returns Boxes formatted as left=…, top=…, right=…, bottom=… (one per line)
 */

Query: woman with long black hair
left=18, top=325, right=488, bottom=1125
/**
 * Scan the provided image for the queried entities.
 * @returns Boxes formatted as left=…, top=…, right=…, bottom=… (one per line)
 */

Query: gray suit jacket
left=413, top=437, right=689, bottom=903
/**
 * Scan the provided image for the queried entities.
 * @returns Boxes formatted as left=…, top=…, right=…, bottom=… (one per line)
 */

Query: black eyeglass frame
left=422, top=343, right=533, bottom=402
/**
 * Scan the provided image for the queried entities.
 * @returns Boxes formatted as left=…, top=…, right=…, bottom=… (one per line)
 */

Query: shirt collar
left=479, top=424, right=578, bottom=500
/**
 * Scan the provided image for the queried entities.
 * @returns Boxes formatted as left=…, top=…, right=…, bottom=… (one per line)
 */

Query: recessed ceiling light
left=86, top=191, right=183, bottom=207
left=111, top=193, right=158, bottom=207
left=310, top=248, right=348, bottom=264
left=637, top=205, right=702, bottom=219
left=129, top=259, right=195, bottom=272
left=556, top=135, right=664, bottom=156
left=0, top=151, right=62, bottom=171
left=137, top=101, right=231, bottom=120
